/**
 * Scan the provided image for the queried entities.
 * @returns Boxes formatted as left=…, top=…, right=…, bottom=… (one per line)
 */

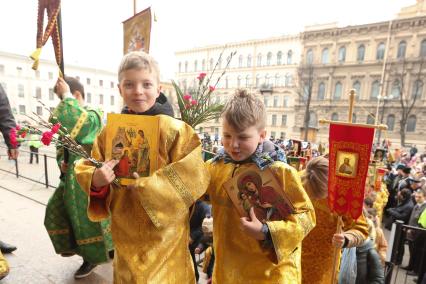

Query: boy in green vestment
left=44, top=76, right=114, bottom=279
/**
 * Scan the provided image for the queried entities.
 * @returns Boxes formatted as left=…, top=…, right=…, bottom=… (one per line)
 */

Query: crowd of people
left=1, top=50, right=426, bottom=284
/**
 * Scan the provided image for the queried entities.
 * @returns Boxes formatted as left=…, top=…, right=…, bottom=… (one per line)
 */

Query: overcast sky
left=0, top=0, right=415, bottom=80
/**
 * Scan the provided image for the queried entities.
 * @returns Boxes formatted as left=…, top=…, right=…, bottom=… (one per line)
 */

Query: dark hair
left=364, top=197, right=374, bottom=208
left=64, top=76, right=85, bottom=99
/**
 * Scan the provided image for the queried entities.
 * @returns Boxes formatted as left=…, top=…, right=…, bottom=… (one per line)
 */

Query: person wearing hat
left=398, top=167, right=412, bottom=191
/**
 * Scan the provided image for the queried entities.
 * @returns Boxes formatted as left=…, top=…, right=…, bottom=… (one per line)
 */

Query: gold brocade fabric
left=374, top=184, right=389, bottom=223
left=75, top=115, right=210, bottom=284
left=0, top=251, right=9, bottom=279
left=301, top=198, right=369, bottom=284
left=206, top=161, right=316, bottom=284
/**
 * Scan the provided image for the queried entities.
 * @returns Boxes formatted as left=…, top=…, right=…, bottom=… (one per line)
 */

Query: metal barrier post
left=14, top=157, right=19, bottom=178
left=44, top=154, right=48, bottom=188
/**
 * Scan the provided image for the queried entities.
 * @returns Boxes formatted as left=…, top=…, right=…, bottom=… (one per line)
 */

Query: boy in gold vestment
left=206, top=90, right=315, bottom=283
left=75, top=51, right=210, bottom=283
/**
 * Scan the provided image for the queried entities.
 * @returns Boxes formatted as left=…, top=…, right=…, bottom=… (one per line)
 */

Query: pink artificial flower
left=209, top=85, right=215, bottom=92
left=51, top=123, right=61, bottom=134
left=15, top=125, right=21, bottom=131
left=41, top=131, right=54, bottom=146
left=20, top=131, right=27, bottom=138
left=183, top=94, right=192, bottom=101
left=9, top=128, right=18, bottom=148
left=197, top=73, right=207, bottom=81
left=191, top=100, right=197, bottom=106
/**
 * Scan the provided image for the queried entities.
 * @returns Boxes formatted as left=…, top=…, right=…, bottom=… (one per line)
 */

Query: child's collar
left=211, top=142, right=286, bottom=170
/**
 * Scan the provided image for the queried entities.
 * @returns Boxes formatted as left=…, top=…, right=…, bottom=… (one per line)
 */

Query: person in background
left=28, top=133, right=41, bottom=164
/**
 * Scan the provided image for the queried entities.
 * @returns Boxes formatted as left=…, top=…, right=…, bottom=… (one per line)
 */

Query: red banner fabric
left=328, top=124, right=375, bottom=219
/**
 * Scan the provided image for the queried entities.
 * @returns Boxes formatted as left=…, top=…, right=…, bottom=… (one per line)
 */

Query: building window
left=420, top=39, right=426, bottom=57
left=333, top=82, right=342, bottom=100
left=86, top=78, right=91, bottom=85
left=353, top=81, right=361, bottom=99
left=280, top=132, right=285, bottom=139
left=48, top=72, right=53, bottom=79
left=338, top=46, right=346, bottom=63
left=257, top=53, right=262, bottom=66
left=256, top=74, right=261, bottom=88
left=367, top=115, right=375, bottom=125
left=411, top=80, right=423, bottom=99
left=331, top=112, right=338, bottom=121
left=110, top=95, right=115, bottom=105
left=397, top=40, right=407, bottom=59
left=306, top=49, right=313, bottom=64
left=277, top=51, right=282, bottom=65
left=321, top=48, right=329, bottom=64
left=238, top=55, right=243, bottom=68
left=194, top=60, right=198, bottom=72
left=99, top=80, right=103, bottom=87
left=264, top=97, right=269, bottom=107
left=0, top=65, right=4, bottom=74
left=265, top=74, right=270, bottom=85
left=317, top=82, right=325, bottom=100
left=36, top=106, right=43, bottom=115
left=111, top=81, right=115, bottom=88
left=303, top=84, right=309, bottom=100
left=237, top=76, right=241, bottom=88
left=185, top=61, right=188, bottom=72
left=210, top=58, right=214, bottom=70
left=370, top=80, right=380, bottom=100
left=99, top=94, right=104, bottom=105
left=17, top=84, right=24, bottom=98
left=202, top=59, right=206, bottom=71
left=245, top=75, right=251, bottom=87
left=386, top=114, right=395, bottom=131
left=281, top=114, right=287, bottom=126
left=287, top=50, right=293, bottom=64
left=275, top=74, right=280, bottom=87
left=376, top=42, right=385, bottom=60
left=309, top=111, right=317, bottom=127
left=391, top=80, right=401, bottom=99
left=87, top=92, right=92, bottom=103
left=36, top=87, right=42, bottom=99
left=46, top=88, right=55, bottom=101
left=19, top=105, right=26, bottom=114
left=283, top=96, right=289, bottom=107
left=247, top=55, right=252, bottom=67
left=266, top=52, right=272, bottom=66
left=406, top=115, right=416, bottom=132
left=352, top=113, right=357, bottom=123
left=357, top=44, right=365, bottom=62
left=285, top=73, right=292, bottom=86
left=273, top=96, right=278, bottom=107
left=271, top=114, right=277, bottom=126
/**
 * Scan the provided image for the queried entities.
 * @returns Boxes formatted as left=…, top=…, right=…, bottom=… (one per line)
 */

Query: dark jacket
left=0, top=84, right=17, bottom=148
left=355, top=239, right=385, bottom=284
left=387, top=198, right=414, bottom=224
left=190, top=200, right=211, bottom=244
left=121, top=92, right=174, bottom=117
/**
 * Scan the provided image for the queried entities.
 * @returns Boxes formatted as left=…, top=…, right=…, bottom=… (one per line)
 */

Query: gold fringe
left=31, top=60, right=40, bottom=71
left=30, top=48, right=42, bottom=61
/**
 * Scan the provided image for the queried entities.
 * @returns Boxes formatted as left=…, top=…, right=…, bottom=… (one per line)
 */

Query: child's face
left=118, top=68, right=161, bottom=113
left=222, top=118, right=266, bottom=161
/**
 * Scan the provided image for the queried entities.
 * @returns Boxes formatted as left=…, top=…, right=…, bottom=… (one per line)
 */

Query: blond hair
left=118, top=51, right=160, bottom=83
left=221, top=89, right=266, bottom=131
left=301, top=156, right=329, bottom=200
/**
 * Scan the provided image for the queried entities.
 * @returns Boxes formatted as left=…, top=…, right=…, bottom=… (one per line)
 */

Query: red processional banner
left=328, top=124, right=375, bottom=219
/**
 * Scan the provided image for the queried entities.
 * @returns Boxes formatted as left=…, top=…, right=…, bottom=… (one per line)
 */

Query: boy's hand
left=332, top=233, right=345, bottom=248
left=92, top=159, right=119, bottom=188
left=54, top=77, right=70, bottom=99
left=240, top=207, right=265, bottom=240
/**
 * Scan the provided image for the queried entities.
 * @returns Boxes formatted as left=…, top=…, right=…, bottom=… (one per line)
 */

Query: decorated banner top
left=328, top=123, right=375, bottom=219
left=123, top=7, right=152, bottom=54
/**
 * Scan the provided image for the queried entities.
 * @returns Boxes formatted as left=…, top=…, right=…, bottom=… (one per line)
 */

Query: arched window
left=407, top=115, right=416, bottom=132
left=391, top=80, right=401, bottom=99
left=331, top=112, right=339, bottom=121
left=209, top=58, right=214, bottom=70
left=397, top=41, right=407, bottom=59
left=367, top=115, right=375, bottom=125
left=194, top=60, right=198, bottom=72
left=421, top=39, right=426, bottom=57
left=306, top=49, right=313, bottom=64
left=275, top=74, right=280, bottom=87
left=184, top=61, right=188, bottom=72
left=246, top=75, right=251, bottom=88
left=321, top=48, right=329, bottom=64
left=256, top=74, right=261, bottom=88
left=237, top=76, right=241, bottom=88
left=371, top=80, right=380, bottom=100
left=411, top=80, right=423, bottom=100
left=357, top=44, right=365, bottom=62
left=333, top=82, right=342, bottom=100
left=386, top=114, right=395, bottom=131
left=247, top=55, right=252, bottom=67
left=178, top=62, right=182, bottom=73
left=317, top=82, right=325, bottom=100
left=287, top=50, right=293, bottom=64
left=238, top=55, right=243, bottom=68
left=308, top=111, right=317, bottom=127
left=266, top=52, right=272, bottom=66
left=202, top=59, right=206, bottom=70
left=277, top=51, right=282, bottom=65
left=353, top=81, right=361, bottom=99
left=257, top=53, right=262, bottom=67
left=338, top=46, right=346, bottom=63
left=352, top=113, right=357, bottom=123
left=265, top=73, right=270, bottom=85
left=376, top=43, right=385, bottom=60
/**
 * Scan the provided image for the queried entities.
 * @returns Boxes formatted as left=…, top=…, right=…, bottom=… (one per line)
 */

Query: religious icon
left=373, top=148, right=386, bottom=162
left=336, top=151, right=359, bottom=178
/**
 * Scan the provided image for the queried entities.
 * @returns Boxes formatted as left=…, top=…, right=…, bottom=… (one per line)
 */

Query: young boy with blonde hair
left=74, top=51, right=210, bottom=283
left=207, top=89, right=315, bottom=283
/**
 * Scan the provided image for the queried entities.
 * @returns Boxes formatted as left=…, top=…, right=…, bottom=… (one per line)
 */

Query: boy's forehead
left=120, top=68, right=159, bottom=81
